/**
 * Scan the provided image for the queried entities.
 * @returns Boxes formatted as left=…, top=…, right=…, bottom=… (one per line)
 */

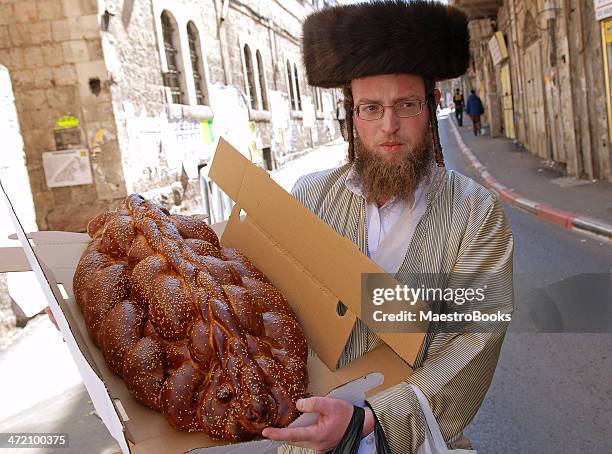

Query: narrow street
left=438, top=113, right=612, bottom=453
left=1, top=0, right=611, bottom=452
left=0, top=115, right=610, bottom=453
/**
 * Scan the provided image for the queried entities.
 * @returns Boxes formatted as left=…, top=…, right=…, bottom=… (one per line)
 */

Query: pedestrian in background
left=336, top=99, right=347, bottom=140
left=466, top=89, right=485, bottom=136
left=452, top=88, right=464, bottom=126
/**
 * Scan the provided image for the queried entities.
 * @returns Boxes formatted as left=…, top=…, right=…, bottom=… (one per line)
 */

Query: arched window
left=187, top=22, right=207, bottom=105
left=161, top=11, right=186, bottom=104
left=244, top=45, right=258, bottom=110
left=256, top=50, right=268, bottom=111
left=287, top=60, right=296, bottom=110
left=293, top=63, right=302, bottom=111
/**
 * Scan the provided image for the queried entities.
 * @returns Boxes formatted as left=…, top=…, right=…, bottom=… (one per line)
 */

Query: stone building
left=451, top=0, right=612, bottom=182
left=0, top=0, right=340, bottom=232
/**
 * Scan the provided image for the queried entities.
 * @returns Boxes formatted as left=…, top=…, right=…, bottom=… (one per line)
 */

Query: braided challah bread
left=73, top=194, right=308, bottom=441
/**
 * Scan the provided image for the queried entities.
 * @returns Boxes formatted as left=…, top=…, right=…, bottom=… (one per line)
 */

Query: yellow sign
left=55, top=115, right=80, bottom=129
left=605, top=19, right=612, bottom=43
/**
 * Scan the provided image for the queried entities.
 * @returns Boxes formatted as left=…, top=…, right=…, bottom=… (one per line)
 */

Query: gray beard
left=353, top=131, right=434, bottom=205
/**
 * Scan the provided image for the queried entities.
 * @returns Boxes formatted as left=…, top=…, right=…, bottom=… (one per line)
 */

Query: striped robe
left=281, top=162, right=514, bottom=453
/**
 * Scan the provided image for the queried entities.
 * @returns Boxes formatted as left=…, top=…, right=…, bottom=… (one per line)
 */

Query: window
left=161, top=11, right=186, bottom=104
left=187, top=22, right=207, bottom=105
left=293, top=63, right=302, bottom=111
left=287, top=60, right=296, bottom=110
left=244, top=44, right=259, bottom=110
left=256, top=50, right=268, bottom=111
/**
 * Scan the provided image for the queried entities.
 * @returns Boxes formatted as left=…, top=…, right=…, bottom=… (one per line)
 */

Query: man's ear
left=434, top=88, right=442, bottom=105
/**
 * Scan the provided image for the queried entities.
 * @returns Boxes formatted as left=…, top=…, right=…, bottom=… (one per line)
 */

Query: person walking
left=466, top=89, right=485, bottom=136
left=336, top=99, right=347, bottom=140
left=452, top=88, right=464, bottom=126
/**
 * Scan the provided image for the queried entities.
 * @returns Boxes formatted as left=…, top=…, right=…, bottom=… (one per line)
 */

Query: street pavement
left=0, top=116, right=610, bottom=453
left=438, top=110, right=612, bottom=453
left=448, top=111, right=612, bottom=239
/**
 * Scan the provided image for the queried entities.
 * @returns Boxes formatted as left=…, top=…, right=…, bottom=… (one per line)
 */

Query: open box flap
left=0, top=179, right=131, bottom=454
left=209, top=138, right=426, bottom=368
left=0, top=136, right=423, bottom=453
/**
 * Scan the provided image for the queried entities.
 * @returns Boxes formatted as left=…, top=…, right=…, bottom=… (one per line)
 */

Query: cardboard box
left=0, top=138, right=426, bottom=453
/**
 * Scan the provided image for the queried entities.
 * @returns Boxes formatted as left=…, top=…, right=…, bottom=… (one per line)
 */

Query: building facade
left=0, top=0, right=340, bottom=232
left=452, top=0, right=612, bottom=182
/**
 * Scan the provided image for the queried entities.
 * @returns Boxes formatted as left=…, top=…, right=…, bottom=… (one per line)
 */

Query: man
left=466, top=89, right=485, bottom=136
left=263, top=1, right=513, bottom=453
left=337, top=99, right=347, bottom=141
left=453, top=88, right=465, bottom=127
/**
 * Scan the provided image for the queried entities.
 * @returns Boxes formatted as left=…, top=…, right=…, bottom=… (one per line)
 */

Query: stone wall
left=0, top=0, right=127, bottom=231
left=0, top=0, right=342, bottom=233
left=466, top=0, right=612, bottom=181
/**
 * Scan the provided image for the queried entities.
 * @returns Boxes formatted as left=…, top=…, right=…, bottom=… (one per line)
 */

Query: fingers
left=296, top=396, right=335, bottom=414
left=262, top=425, right=318, bottom=443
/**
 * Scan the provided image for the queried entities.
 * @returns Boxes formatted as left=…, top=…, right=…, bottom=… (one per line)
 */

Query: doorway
left=501, top=63, right=515, bottom=140
left=524, top=42, right=549, bottom=158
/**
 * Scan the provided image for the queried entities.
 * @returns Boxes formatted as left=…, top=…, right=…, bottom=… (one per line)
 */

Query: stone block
left=77, top=15, right=100, bottom=39
left=22, top=46, right=44, bottom=69
left=0, top=5, right=13, bottom=26
left=45, top=199, right=113, bottom=232
left=53, top=64, right=77, bottom=85
left=29, top=21, right=53, bottom=45
left=51, top=18, right=70, bottom=42
left=86, top=38, right=103, bottom=60
left=54, top=16, right=99, bottom=41
left=52, top=186, right=73, bottom=206
left=28, top=107, right=58, bottom=130
left=81, top=100, right=113, bottom=123
left=46, top=85, right=76, bottom=108
left=30, top=169, right=51, bottom=194
left=13, top=0, right=39, bottom=23
left=23, top=128, right=55, bottom=152
left=74, top=59, right=107, bottom=100
left=7, top=22, right=29, bottom=46
left=33, top=67, right=55, bottom=88
left=71, top=184, right=98, bottom=205
left=95, top=170, right=127, bottom=200
left=62, top=0, right=82, bottom=17
left=9, top=69, right=34, bottom=90
left=39, top=0, right=64, bottom=21
left=0, top=25, right=9, bottom=49
left=80, top=0, right=97, bottom=15
left=7, top=48, right=25, bottom=70
left=18, top=88, right=48, bottom=111
left=62, top=39, right=89, bottom=63
left=41, top=43, right=64, bottom=66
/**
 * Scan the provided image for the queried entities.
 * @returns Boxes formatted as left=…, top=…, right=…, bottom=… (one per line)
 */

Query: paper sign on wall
left=42, top=149, right=93, bottom=188
left=595, top=0, right=612, bottom=20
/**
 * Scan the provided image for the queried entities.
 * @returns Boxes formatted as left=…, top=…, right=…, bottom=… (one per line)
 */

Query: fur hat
left=302, top=0, right=470, bottom=87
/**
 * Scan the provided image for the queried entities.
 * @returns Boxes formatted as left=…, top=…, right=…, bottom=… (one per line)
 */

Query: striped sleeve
left=366, top=197, right=514, bottom=453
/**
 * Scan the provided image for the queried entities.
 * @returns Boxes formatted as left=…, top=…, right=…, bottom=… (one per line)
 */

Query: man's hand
left=262, top=397, right=374, bottom=452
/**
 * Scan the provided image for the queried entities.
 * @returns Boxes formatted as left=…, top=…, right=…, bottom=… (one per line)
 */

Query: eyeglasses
left=353, top=99, right=427, bottom=121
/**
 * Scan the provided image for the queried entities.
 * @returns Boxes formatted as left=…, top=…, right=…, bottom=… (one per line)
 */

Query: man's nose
left=380, top=107, right=400, bottom=134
